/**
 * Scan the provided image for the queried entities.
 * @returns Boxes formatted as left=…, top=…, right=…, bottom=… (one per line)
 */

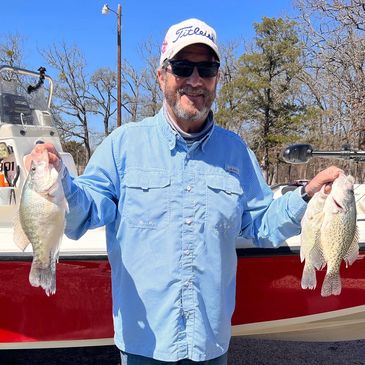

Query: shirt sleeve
left=239, top=148, right=307, bottom=248
left=61, top=133, right=120, bottom=240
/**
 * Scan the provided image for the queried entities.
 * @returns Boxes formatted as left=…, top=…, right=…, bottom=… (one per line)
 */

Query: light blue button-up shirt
left=62, top=109, right=307, bottom=361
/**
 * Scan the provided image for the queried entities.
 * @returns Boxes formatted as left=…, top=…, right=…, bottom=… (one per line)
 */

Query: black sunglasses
left=165, top=60, right=220, bottom=78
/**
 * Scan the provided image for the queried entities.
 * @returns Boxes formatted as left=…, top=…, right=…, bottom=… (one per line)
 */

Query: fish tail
left=301, top=263, right=317, bottom=289
left=29, top=261, right=56, bottom=296
left=321, top=272, right=341, bottom=297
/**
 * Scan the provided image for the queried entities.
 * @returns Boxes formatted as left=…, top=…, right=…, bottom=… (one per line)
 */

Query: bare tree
left=0, top=33, right=24, bottom=67
left=122, top=39, right=163, bottom=122
left=42, top=43, right=96, bottom=160
left=292, top=0, right=365, bottom=181
left=90, top=67, right=117, bottom=136
left=296, top=0, right=365, bottom=149
left=137, top=39, right=163, bottom=118
left=122, top=59, right=144, bottom=122
left=118, top=40, right=162, bottom=123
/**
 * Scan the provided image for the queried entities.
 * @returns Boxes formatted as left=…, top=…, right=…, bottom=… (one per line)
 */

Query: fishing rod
left=281, top=144, right=365, bottom=164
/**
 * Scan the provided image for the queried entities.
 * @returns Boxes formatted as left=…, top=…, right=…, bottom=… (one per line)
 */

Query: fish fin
left=300, top=211, right=325, bottom=261
left=299, top=231, right=307, bottom=262
left=310, top=231, right=325, bottom=270
left=300, top=225, right=317, bottom=261
left=301, top=263, right=317, bottom=289
left=321, top=272, right=342, bottom=297
left=29, top=254, right=57, bottom=296
left=300, top=248, right=305, bottom=263
left=29, top=265, right=56, bottom=296
left=344, top=226, right=360, bottom=267
left=13, top=210, right=30, bottom=251
left=300, top=227, right=312, bottom=262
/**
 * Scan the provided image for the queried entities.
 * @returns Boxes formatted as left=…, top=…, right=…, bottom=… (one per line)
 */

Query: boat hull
left=233, top=245, right=365, bottom=341
left=1, top=243, right=365, bottom=349
left=0, top=255, right=114, bottom=349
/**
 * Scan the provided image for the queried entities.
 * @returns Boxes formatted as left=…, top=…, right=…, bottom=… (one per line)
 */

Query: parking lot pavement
left=1, top=339, right=365, bottom=364
left=228, top=337, right=365, bottom=365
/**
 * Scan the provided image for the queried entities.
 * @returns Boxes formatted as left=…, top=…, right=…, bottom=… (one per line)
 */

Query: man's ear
left=157, top=68, right=165, bottom=90
left=217, top=68, right=222, bottom=84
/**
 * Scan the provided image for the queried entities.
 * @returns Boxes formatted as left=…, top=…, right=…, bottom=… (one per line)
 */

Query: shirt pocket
left=205, top=174, right=243, bottom=234
left=124, top=169, right=170, bottom=229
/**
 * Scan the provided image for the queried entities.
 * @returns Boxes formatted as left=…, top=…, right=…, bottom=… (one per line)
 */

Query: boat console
left=0, top=65, right=76, bottom=223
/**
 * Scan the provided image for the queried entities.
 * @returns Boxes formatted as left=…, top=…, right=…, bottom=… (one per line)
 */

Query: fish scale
left=320, top=188, right=358, bottom=296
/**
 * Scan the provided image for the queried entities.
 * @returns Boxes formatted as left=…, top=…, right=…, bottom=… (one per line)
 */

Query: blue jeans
left=120, top=351, right=228, bottom=365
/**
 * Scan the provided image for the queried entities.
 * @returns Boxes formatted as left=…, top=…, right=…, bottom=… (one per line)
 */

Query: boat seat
left=0, top=93, right=34, bottom=125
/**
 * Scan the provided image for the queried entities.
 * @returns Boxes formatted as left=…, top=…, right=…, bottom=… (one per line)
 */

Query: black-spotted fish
left=320, top=174, right=359, bottom=296
left=300, top=174, right=359, bottom=297
left=300, top=186, right=328, bottom=290
left=14, top=150, right=68, bottom=296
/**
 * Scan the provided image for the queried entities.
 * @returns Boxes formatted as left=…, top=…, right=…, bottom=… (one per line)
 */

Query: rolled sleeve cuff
left=60, top=165, right=76, bottom=200
left=288, top=187, right=308, bottom=222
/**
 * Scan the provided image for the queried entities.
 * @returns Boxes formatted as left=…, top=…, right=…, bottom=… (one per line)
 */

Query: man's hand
left=24, top=142, right=62, bottom=172
left=305, top=166, right=344, bottom=197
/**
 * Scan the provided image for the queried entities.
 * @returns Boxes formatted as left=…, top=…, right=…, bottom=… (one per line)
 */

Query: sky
left=0, top=0, right=296, bottom=75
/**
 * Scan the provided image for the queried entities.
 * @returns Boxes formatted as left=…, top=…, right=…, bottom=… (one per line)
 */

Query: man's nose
left=186, top=66, right=203, bottom=86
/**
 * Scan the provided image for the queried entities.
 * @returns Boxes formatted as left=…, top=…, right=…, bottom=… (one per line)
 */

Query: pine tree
left=217, top=17, right=307, bottom=183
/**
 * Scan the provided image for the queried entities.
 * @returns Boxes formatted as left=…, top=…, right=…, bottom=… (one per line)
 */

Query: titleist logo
left=172, top=26, right=215, bottom=44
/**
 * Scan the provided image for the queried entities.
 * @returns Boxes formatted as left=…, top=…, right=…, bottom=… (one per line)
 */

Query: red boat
left=1, top=66, right=365, bottom=350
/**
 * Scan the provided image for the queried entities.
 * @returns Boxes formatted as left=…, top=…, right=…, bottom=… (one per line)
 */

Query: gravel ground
left=1, top=338, right=365, bottom=364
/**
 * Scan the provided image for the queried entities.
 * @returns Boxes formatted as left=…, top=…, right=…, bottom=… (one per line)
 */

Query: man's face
left=157, top=44, right=219, bottom=132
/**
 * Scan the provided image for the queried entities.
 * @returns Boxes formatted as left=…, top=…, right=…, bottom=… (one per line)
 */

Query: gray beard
left=165, top=86, right=215, bottom=123
left=172, top=101, right=211, bottom=122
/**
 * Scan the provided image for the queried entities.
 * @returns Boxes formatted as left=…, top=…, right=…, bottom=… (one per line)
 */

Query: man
left=30, top=18, right=341, bottom=365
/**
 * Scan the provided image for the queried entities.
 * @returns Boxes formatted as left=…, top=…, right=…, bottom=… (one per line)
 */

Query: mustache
left=178, top=86, right=209, bottom=97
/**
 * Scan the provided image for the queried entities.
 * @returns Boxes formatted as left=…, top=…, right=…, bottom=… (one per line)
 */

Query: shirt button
left=184, top=250, right=190, bottom=256
left=186, top=185, right=192, bottom=192
left=185, top=219, right=192, bottom=225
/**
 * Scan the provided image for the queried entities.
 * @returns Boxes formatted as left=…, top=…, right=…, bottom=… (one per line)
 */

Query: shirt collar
left=157, top=108, right=178, bottom=151
left=159, top=103, right=215, bottom=152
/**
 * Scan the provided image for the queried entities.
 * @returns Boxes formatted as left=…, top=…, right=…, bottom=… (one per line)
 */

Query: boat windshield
left=0, top=68, right=53, bottom=126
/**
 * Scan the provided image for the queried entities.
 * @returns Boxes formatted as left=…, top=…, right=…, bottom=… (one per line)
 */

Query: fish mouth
left=333, top=197, right=343, bottom=210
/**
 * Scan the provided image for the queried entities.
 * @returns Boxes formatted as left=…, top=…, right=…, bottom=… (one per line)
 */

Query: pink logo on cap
left=161, top=40, right=168, bottom=54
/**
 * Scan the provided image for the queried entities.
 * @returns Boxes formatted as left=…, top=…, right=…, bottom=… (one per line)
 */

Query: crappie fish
left=300, top=174, right=359, bottom=297
left=14, top=150, right=68, bottom=296
left=300, top=187, right=328, bottom=290
left=320, top=174, right=359, bottom=296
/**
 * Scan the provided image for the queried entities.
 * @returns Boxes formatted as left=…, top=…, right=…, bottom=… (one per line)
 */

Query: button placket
left=180, top=158, right=198, bottom=354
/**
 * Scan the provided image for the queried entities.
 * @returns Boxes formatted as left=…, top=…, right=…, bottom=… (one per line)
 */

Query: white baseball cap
left=160, top=18, right=220, bottom=66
